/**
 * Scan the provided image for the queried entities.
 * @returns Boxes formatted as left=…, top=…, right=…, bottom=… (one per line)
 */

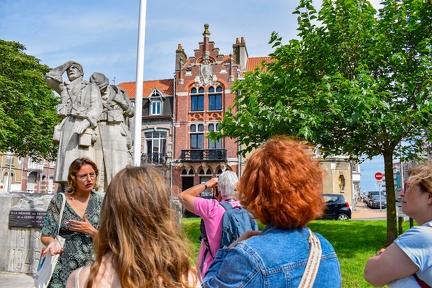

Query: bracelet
left=203, top=183, right=208, bottom=189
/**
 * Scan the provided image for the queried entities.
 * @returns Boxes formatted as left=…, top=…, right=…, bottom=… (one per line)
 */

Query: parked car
left=366, top=191, right=386, bottom=205
left=321, top=194, right=352, bottom=220
left=368, top=195, right=387, bottom=209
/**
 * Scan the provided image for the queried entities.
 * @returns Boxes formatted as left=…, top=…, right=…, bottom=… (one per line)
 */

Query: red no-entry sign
left=375, top=172, right=383, bottom=181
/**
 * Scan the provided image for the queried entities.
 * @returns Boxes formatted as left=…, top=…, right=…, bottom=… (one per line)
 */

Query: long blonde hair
left=87, top=165, right=198, bottom=287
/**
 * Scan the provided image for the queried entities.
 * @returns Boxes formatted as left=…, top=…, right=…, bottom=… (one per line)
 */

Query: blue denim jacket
left=202, top=225, right=341, bottom=287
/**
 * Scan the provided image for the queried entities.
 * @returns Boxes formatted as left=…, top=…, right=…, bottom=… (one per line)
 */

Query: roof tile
left=118, top=79, right=174, bottom=99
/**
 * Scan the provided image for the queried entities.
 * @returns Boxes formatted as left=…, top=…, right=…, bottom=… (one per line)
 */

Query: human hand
left=229, top=230, right=261, bottom=248
left=375, top=248, right=385, bottom=256
left=73, top=120, right=89, bottom=134
left=67, top=214, right=96, bottom=236
left=44, top=239, right=64, bottom=256
left=205, top=177, right=218, bottom=189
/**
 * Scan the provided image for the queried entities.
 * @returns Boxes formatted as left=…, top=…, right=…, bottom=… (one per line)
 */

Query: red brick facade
left=119, top=24, right=269, bottom=196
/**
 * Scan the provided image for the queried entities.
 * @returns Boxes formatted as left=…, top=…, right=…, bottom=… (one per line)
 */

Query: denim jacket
left=202, top=225, right=341, bottom=288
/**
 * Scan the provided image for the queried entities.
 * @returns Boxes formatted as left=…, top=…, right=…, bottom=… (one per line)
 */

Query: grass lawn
left=182, top=218, right=412, bottom=288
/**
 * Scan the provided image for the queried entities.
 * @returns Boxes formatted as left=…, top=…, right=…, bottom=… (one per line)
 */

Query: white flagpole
left=133, top=0, right=147, bottom=166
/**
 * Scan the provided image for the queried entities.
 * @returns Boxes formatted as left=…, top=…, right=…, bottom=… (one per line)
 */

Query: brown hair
left=66, top=157, right=99, bottom=193
left=87, top=165, right=197, bottom=288
left=237, top=137, right=325, bottom=229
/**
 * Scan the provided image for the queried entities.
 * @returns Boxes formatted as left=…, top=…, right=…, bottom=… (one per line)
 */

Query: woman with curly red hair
left=202, top=137, right=341, bottom=287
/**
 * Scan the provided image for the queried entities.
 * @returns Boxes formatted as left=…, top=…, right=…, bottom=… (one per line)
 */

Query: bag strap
left=299, top=227, right=322, bottom=288
left=56, top=193, right=66, bottom=236
left=219, top=201, right=233, bottom=210
left=198, top=219, right=214, bottom=275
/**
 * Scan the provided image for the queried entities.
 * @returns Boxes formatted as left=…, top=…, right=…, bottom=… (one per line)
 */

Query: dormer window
left=149, top=89, right=165, bottom=115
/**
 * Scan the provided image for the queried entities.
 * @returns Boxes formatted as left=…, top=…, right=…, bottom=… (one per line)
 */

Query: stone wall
left=0, top=192, right=184, bottom=276
left=0, top=192, right=53, bottom=275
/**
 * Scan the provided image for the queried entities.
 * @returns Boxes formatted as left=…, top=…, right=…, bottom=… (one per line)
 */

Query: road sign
left=375, top=172, right=383, bottom=181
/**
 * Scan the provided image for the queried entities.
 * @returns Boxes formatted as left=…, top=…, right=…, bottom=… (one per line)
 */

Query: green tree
left=212, top=0, right=431, bottom=244
left=0, top=39, right=59, bottom=160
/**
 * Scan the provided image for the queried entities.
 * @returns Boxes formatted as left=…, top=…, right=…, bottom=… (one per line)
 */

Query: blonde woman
left=41, top=157, right=103, bottom=288
left=67, top=165, right=199, bottom=288
left=364, top=163, right=432, bottom=287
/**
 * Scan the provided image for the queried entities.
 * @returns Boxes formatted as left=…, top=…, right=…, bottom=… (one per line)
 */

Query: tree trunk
left=383, top=150, right=397, bottom=245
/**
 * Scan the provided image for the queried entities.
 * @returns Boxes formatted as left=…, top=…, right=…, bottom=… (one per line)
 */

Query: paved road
left=0, top=271, right=34, bottom=288
left=352, top=201, right=387, bottom=220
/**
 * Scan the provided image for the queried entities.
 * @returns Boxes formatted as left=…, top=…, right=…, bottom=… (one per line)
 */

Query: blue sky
left=1, top=0, right=383, bottom=192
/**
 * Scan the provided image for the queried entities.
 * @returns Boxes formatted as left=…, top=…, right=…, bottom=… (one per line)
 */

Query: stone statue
left=45, top=61, right=102, bottom=186
left=89, top=72, right=134, bottom=190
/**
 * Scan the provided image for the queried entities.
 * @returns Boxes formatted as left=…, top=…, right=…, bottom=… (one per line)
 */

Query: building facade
left=119, top=24, right=360, bottom=203
left=0, top=153, right=58, bottom=194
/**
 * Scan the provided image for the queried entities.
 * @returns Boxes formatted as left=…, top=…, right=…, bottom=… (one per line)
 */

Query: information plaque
left=9, top=210, right=46, bottom=228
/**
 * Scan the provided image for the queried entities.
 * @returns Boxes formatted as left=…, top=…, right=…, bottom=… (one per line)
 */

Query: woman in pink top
left=179, top=170, right=240, bottom=279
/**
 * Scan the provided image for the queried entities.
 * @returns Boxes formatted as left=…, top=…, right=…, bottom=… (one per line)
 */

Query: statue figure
left=45, top=61, right=102, bottom=186
left=89, top=72, right=134, bottom=190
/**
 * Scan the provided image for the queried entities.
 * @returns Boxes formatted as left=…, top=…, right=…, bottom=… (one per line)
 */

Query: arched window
left=208, top=86, right=222, bottom=111
left=190, top=124, right=204, bottom=149
left=191, top=87, right=204, bottom=111
left=208, top=123, right=222, bottom=149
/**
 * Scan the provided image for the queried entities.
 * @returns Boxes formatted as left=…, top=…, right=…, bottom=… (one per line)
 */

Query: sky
left=1, top=0, right=384, bottom=193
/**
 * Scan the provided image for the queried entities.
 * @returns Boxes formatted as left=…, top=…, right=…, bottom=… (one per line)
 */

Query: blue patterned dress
left=41, top=191, right=103, bottom=288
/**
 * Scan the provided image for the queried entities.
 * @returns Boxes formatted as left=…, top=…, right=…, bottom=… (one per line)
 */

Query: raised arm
left=45, top=61, right=74, bottom=94
left=179, top=177, right=218, bottom=213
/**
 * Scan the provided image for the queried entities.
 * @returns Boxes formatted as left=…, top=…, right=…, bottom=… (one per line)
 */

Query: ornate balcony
left=180, top=149, right=227, bottom=162
left=141, top=153, right=167, bottom=165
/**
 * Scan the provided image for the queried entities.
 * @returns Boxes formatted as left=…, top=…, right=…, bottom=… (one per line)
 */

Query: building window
left=149, top=89, right=164, bottom=116
left=191, top=87, right=204, bottom=111
left=48, top=175, right=54, bottom=194
left=208, top=86, right=222, bottom=111
left=190, top=124, right=204, bottom=149
left=208, top=123, right=222, bottom=149
left=144, top=130, right=167, bottom=164
left=151, top=100, right=162, bottom=115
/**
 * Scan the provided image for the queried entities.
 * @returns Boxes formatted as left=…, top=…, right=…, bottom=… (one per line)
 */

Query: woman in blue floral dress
left=41, top=157, right=103, bottom=288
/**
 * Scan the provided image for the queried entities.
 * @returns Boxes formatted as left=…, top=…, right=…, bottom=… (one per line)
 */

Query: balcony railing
left=180, top=149, right=227, bottom=162
left=141, top=153, right=167, bottom=165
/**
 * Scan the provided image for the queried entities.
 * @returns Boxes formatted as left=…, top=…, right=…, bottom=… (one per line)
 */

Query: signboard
left=374, top=172, right=383, bottom=181
left=9, top=210, right=46, bottom=228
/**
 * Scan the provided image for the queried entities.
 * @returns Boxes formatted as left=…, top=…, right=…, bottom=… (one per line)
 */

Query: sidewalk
left=352, top=201, right=387, bottom=219
left=0, top=271, right=35, bottom=288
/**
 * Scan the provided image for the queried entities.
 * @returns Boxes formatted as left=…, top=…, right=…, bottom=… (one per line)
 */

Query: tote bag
left=34, top=193, right=66, bottom=288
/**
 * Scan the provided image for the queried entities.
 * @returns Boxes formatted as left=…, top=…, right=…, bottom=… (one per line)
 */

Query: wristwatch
left=203, top=183, right=208, bottom=189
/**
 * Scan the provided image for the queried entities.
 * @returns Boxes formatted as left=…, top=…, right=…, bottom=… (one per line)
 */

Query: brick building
left=120, top=24, right=269, bottom=196
left=119, top=23, right=360, bottom=206
left=0, top=153, right=58, bottom=194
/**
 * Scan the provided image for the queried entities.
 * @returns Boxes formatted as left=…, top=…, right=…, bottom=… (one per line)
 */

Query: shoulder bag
left=299, top=227, right=322, bottom=288
left=34, top=193, right=67, bottom=288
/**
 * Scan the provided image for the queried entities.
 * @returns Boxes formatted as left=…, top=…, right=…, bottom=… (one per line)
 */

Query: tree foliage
left=211, top=0, right=432, bottom=244
left=0, top=39, right=59, bottom=160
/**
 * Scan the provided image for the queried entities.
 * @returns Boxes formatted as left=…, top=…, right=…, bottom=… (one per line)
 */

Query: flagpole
left=133, top=0, right=147, bottom=166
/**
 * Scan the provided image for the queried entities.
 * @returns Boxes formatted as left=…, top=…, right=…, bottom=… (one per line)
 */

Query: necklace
left=67, top=193, right=90, bottom=202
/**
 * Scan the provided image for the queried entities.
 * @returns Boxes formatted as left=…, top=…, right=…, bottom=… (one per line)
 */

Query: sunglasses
left=403, top=181, right=413, bottom=193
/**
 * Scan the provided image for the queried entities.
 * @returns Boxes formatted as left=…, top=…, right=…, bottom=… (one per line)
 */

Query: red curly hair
left=237, top=137, right=325, bottom=229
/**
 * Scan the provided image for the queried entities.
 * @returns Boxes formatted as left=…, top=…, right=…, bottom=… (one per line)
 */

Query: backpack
left=198, top=201, right=258, bottom=263
left=218, top=201, right=259, bottom=247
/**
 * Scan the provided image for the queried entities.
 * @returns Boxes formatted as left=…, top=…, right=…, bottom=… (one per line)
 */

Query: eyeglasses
left=76, top=172, right=96, bottom=180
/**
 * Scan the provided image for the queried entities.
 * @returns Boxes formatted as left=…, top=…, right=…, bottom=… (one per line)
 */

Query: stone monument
left=45, top=61, right=102, bottom=190
left=89, top=72, right=134, bottom=191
